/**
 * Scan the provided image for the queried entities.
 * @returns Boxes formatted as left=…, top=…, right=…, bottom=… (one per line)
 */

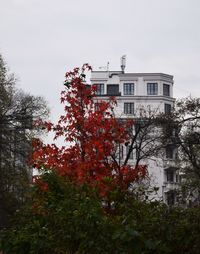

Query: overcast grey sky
left=1, top=0, right=200, bottom=122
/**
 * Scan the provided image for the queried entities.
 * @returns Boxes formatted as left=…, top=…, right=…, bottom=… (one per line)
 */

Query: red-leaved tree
left=32, top=64, right=146, bottom=197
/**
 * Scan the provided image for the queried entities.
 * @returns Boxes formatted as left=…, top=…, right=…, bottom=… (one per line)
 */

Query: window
left=107, top=84, right=120, bottom=96
left=166, top=169, right=174, bottom=182
left=116, top=145, right=124, bottom=159
left=166, top=145, right=174, bottom=159
left=126, top=145, right=133, bottom=159
left=136, top=148, right=140, bottom=160
left=163, top=84, right=170, bottom=96
left=163, top=125, right=177, bottom=138
left=124, top=103, right=134, bottom=115
left=164, top=103, right=171, bottom=114
left=123, top=83, right=134, bottom=95
left=95, top=83, right=104, bottom=95
left=147, top=83, right=158, bottom=95
left=94, top=103, right=100, bottom=111
left=120, top=145, right=124, bottom=159
left=166, top=191, right=175, bottom=206
left=175, top=174, right=179, bottom=183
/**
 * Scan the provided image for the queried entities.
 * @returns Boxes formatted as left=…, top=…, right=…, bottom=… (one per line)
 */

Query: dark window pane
left=166, top=169, right=174, bottom=182
left=124, top=103, right=134, bottom=114
left=116, top=145, right=124, bottom=159
left=166, top=145, right=174, bottom=159
left=126, top=145, right=133, bottom=159
left=107, top=84, right=119, bottom=96
left=94, top=103, right=99, bottom=111
left=124, top=83, right=134, bottom=95
left=165, top=103, right=171, bottom=114
left=163, top=84, right=170, bottom=96
left=166, top=192, right=175, bottom=206
left=94, top=84, right=104, bottom=95
left=147, top=83, right=158, bottom=95
left=120, top=145, right=124, bottom=159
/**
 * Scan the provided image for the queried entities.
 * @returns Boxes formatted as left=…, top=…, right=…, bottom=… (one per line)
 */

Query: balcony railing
left=96, top=92, right=121, bottom=97
left=163, top=182, right=179, bottom=192
left=163, top=159, right=178, bottom=169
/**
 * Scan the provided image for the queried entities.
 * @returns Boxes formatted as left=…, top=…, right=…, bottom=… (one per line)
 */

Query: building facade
left=91, top=66, right=179, bottom=205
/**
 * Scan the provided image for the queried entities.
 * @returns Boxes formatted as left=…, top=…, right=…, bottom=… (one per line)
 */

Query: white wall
left=92, top=71, right=176, bottom=202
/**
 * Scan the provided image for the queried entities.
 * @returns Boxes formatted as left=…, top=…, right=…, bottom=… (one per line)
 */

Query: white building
left=91, top=61, right=179, bottom=205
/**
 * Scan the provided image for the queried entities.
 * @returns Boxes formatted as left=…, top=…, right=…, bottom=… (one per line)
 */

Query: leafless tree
left=0, top=54, right=49, bottom=228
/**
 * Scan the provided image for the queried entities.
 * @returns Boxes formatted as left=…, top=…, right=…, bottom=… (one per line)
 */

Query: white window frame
left=124, top=103, right=134, bottom=115
left=164, top=103, right=171, bottom=114
left=95, top=83, right=104, bottom=95
left=147, top=83, right=158, bottom=95
left=123, top=83, right=134, bottom=95
left=163, top=84, right=170, bottom=96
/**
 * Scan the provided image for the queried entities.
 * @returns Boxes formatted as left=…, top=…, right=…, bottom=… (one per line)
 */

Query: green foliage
left=2, top=172, right=200, bottom=254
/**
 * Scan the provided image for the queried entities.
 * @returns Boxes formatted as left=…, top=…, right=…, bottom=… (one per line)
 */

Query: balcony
left=163, top=182, right=179, bottom=192
left=96, top=92, right=121, bottom=97
left=163, top=159, right=178, bottom=169
left=107, top=84, right=120, bottom=96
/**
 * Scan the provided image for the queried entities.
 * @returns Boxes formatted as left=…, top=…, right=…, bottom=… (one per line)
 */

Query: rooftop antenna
left=120, top=55, right=126, bottom=73
left=107, top=61, right=109, bottom=71
left=98, top=61, right=110, bottom=71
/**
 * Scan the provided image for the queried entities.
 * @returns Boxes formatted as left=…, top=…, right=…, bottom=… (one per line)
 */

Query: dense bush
left=1, top=172, right=200, bottom=254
